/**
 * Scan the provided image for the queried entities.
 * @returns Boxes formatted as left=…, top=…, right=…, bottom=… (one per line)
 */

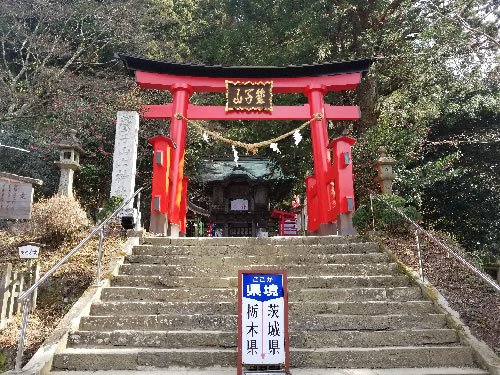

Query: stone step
left=67, top=328, right=459, bottom=349
left=49, top=368, right=490, bottom=375
left=52, top=346, right=474, bottom=370
left=111, top=274, right=410, bottom=288
left=141, top=236, right=363, bottom=247
left=99, top=286, right=422, bottom=303
left=125, top=253, right=389, bottom=266
left=90, top=300, right=436, bottom=317
left=118, top=262, right=399, bottom=277
left=133, top=242, right=380, bottom=257
left=79, top=313, right=447, bottom=331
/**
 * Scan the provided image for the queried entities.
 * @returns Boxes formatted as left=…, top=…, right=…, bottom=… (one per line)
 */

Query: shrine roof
left=115, top=53, right=373, bottom=78
left=199, top=157, right=285, bottom=183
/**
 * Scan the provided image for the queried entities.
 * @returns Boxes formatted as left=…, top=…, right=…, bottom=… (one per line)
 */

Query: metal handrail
left=369, top=191, right=500, bottom=293
left=14, top=186, right=145, bottom=371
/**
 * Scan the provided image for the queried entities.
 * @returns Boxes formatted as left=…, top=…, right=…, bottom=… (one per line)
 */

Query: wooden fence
left=0, top=261, right=40, bottom=329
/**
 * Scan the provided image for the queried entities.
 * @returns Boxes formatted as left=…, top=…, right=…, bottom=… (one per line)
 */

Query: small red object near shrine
left=271, top=210, right=297, bottom=236
left=148, top=136, right=175, bottom=215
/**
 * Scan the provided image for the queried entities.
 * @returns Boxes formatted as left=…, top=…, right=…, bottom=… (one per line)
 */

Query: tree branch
left=373, top=0, right=404, bottom=30
left=50, top=43, right=85, bottom=84
left=12, top=18, right=42, bottom=84
left=1, top=39, right=14, bottom=81
left=429, top=3, right=500, bottom=48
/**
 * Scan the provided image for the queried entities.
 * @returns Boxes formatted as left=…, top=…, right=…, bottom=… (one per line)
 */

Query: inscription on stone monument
left=0, top=179, right=34, bottom=220
left=110, top=111, right=139, bottom=209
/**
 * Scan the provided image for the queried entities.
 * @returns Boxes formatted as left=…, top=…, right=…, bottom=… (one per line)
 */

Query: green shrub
left=0, top=351, right=7, bottom=373
left=97, top=195, right=124, bottom=222
left=31, top=195, right=90, bottom=240
left=353, top=194, right=421, bottom=233
left=352, top=203, right=372, bottom=232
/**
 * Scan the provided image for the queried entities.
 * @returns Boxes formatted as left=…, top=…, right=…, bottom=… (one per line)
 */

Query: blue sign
left=240, top=271, right=287, bottom=366
left=242, top=274, right=283, bottom=302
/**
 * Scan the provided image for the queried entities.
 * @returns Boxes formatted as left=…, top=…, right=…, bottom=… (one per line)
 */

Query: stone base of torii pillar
left=148, top=217, right=183, bottom=237
left=150, top=213, right=169, bottom=235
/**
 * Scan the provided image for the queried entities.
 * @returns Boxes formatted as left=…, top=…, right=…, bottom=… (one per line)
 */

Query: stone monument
left=372, top=146, right=396, bottom=194
left=0, top=172, right=42, bottom=220
left=55, top=129, right=83, bottom=197
left=110, top=111, right=139, bottom=216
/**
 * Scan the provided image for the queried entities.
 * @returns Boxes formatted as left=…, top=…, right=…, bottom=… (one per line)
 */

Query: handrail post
left=135, top=191, right=141, bottom=231
left=369, top=194, right=376, bottom=230
left=415, top=230, right=424, bottom=283
left=93, top=228, right=104, bottom=286
left=15, top=298, right=32, bottom=371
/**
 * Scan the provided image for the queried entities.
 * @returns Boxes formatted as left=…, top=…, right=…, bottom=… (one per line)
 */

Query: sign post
left=238, top=270, right=290, bottom=375
left=18, top=243, right=42, bottom=312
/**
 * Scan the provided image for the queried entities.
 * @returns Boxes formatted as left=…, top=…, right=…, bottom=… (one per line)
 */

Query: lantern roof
left=148, top=135, right=177, bottom=149
left=56, top=129, right=84, bottom=153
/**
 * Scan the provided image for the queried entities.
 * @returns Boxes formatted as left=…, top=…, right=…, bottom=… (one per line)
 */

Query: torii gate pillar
left=168, top=84, right=193, bottom=237
left=305, top=85, right=337, bottom=235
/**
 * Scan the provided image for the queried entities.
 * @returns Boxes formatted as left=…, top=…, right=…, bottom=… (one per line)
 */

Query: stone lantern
left=372, top=146, right=396, bottom=195
left=55, top=129, right=83, bottom=197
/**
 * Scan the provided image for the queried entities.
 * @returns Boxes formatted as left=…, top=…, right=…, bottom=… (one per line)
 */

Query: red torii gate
left=117, top=54, right=372, bottom=236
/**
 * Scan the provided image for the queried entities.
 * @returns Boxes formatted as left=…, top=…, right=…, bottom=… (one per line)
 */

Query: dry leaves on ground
left=0, top=228, right=126, bottom=371
left=380, top=231, right=500, bottom=354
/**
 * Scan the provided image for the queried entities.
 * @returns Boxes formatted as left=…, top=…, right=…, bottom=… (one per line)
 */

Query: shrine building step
left=52, top=346, right=475, bottom=371
left=140, top=235, right=363, bottom=247
left=118, top=262, right=399, bottom=277
left=90, top=300, right=435, bottom=316
left=99, top=286, right=422, bottom=303
left=50, top=368, right=489, bottom=375
left=67, top=328, right=459, bottom=349
left=124, top=253, right=390, bottom=266
left=78, top=313, right=447, bottom=331
left=110, top=274, right=410, bottom=288
left=132, top=242, right=379, bottom=256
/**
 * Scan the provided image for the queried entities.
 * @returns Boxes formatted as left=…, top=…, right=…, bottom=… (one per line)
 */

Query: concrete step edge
left=81, top=313, right=446, bottom=318
left=58, top=345, right=470, bottom=354
left=92, top=300, right=432, bottom=306
left=100, top=285, right=419, bottom=293
left=70, top=328, right=456, bottom=334
left=49, top=368, right=489, bottom=375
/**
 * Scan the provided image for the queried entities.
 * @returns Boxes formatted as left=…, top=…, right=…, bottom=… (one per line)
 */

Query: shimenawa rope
left=174, top=112, right=323, bottom=154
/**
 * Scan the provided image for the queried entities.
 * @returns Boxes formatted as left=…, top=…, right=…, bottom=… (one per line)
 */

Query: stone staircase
left=51, top=236, right=486, bottom=373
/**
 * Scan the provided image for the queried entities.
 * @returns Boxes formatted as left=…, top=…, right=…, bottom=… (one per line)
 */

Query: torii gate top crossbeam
left=116, top=53, right=372, bottom=78
left=116, top=53, right=373, bottom=94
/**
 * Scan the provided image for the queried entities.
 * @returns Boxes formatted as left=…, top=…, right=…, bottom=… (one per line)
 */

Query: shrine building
left=197, top=157, right=290, bottom=237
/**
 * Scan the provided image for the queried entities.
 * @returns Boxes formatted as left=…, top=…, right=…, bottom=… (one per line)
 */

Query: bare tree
left=0, top=0, right=145, bottom=122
